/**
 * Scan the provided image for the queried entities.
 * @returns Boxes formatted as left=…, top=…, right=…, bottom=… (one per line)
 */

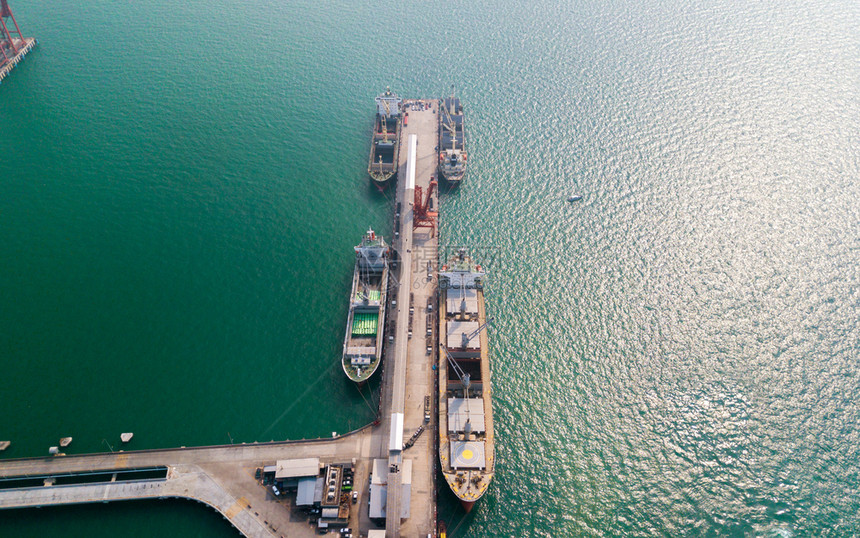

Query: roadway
left=381, top=98, right=441, bottom=537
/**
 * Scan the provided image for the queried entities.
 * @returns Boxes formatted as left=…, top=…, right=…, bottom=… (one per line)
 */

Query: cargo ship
left=438, top=89, right=467, bottom=183
left=342, top=228, right=389, bottom=383
left=438, top=249, right=494, bottom=512
left=368, top=88, right=403, bottom=187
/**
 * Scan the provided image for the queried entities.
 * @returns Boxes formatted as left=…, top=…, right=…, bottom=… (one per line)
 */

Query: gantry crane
left=0, top=0, right=26, bottom=61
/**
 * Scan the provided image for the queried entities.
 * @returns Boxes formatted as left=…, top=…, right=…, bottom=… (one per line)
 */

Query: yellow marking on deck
left=225, top=496, right=250, bottom=519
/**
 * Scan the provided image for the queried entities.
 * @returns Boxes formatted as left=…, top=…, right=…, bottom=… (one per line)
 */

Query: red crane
left=0, top=0, right=25, bottom=61
left=414, top=178, right=438, bottom=236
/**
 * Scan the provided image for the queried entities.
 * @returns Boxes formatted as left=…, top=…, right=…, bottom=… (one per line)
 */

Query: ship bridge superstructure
left=376, top=87, right=402, bottom=119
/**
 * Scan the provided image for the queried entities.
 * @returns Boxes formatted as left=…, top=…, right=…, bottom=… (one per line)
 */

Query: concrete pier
left=383, top=99, right=441, bottom=538
left=0, top=37, right=35, bottom=84
left=0, top=434, right=371, bottom=537
left=0, top=96, right=444, bottom=538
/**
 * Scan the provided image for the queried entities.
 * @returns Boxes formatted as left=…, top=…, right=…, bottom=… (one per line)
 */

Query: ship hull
left=437, top=252, right=494, bottom=509
left=437, top=95, right=467, bottom=185
left=368, top=115, right=401, bottom=186
left=438, top=169, right=465, bottom=183
left=342, top=233, right=389, bottom=383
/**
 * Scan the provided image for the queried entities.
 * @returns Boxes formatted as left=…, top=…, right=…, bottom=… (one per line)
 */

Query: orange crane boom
left=414, top=179, right=438, bottom=236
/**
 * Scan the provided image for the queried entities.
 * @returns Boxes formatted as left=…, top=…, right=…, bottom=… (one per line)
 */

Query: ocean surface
left=2, top=0, right=859, bottom=535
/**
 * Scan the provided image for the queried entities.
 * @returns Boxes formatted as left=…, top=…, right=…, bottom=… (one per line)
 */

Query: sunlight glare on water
left=1, top=0, right=858, bottom=535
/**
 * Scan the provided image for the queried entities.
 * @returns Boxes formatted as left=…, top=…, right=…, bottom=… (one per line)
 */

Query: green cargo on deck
left=352, top=313, right=379, bottom=336
left=356, top=290, right=381, bottom=302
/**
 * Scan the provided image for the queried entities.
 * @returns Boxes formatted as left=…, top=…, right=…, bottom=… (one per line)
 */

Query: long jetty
left=0, top=97, right=443, bottom=538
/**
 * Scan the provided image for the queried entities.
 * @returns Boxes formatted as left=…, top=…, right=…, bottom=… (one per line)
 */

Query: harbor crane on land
left=0, top=0, right=26, bottom=60
left=413, top=179, right=438, bottom=236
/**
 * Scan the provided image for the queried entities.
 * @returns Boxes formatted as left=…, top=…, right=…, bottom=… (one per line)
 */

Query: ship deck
left=438, top=281, right=495, bottom=504
left=368, top=117, right=401, bottom=180
left=342, top=260, right=387, bottom=381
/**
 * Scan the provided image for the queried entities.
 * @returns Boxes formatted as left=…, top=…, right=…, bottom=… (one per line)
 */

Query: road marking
left=225, top=496, right=249, bottom=519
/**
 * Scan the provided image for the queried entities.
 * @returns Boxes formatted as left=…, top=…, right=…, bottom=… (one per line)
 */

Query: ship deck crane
left=442, top=344, right=478, bottom=438
left=442, top=344, right=469, bottom=388
left=446, top=316, right=492, bottom=400
left=373, top=98, right=393, bottom=175
left=380, top=97, right=391, bottom=143
left=460, top=316, right=494, bottom=348
left=440, top=98, right=457, bottom=150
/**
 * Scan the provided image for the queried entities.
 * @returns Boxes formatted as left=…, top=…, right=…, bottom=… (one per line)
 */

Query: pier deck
left=0, top=37, right=35, bottom=84
left=0, top=434, right=371, bottom=537
left=371, top=99, right=441, bottom=537
left=0, top=96, right=443, bottom=538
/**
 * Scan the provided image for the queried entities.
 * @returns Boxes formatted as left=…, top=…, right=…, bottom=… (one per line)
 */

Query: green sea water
left=2, top=0, right=859, bottom=536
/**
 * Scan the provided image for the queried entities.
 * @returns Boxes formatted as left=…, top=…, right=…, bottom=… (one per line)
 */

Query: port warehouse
left=260, top=457, right=411, bottom=531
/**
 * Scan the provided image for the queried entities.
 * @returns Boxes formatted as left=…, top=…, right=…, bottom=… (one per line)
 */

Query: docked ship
left=438, top=249, right=494, bottom=512
left=438, top=89, right=467, bottom=183
left=342, top=228, right=389, bottom=383
left=368, top=88, right=403, bottom=187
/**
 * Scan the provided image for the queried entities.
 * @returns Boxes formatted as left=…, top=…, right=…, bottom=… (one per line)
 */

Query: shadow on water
left=438, top=176, right=463, bottom=199
left=0, top=498, right=236, bottom=538
left=436, top=464, right=480, bottom=538
left=339, top=372, right=383, bottom=429
left=365, top=175, right=396, bottom=202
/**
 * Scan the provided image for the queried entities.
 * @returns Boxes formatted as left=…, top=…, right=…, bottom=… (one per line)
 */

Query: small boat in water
left=567, top=195, right=582, bottom=202
left=60, top=437, right=73, bottom=447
